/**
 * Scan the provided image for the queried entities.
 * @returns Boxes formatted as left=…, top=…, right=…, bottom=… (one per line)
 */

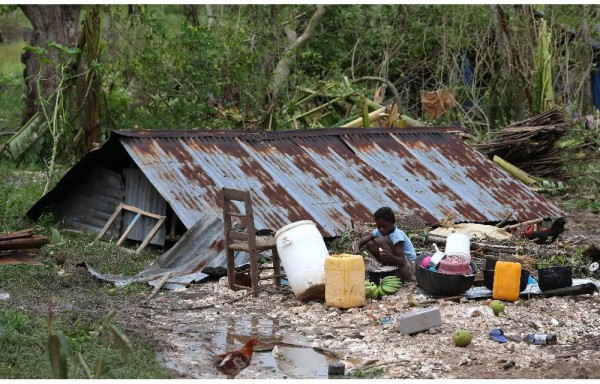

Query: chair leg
left=249, top=248, right=259, bottom=297
left=272, top=246, right=281, bottom=287
left=226, top=247, right=236, bottom=290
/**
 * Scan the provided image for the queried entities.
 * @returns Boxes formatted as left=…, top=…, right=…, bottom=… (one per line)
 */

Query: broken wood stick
left=0, top=228, right=36, bottom=241
left=145, top=272, right=172, bottom=301
left=504, top=218, right=544, bottom=231
left=495, top=212, right=514, bottom=228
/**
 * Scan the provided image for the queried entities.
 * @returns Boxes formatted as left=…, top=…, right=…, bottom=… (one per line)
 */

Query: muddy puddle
left=156, top=307, right=350, bottom=379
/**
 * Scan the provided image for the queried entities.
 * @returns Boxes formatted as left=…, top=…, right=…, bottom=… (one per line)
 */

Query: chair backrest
left=222, top=187, right=257, bottom=249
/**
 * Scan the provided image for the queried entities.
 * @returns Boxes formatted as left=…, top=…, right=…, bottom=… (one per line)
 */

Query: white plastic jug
left=275, top=220, right=328, bottom=301
left=445, top=233, right=471, bottom=262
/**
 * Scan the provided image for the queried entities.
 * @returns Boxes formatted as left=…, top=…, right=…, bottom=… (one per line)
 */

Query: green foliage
left=348, top=366, right=386, bottom=379
left=0, top=309, right=168, bottom=379
left=0, top=159, right=49, bottom=232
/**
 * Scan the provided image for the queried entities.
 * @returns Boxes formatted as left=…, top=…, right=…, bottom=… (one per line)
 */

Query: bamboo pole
left=361, top=96, right=370, bottom=128
left=341, top=107, right=387, bottom=128
left=400, top=114, right=425, bottom=127
left=493, top=155, right=540, bottom=186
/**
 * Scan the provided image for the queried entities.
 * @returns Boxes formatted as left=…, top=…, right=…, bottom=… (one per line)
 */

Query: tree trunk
left=19, top=5, right=82, bottom=126
left=269, top=5, right=327, bottom=101
left=75, top=5, right=102, bottom=151
left=184, top=5, right=199, bottom=26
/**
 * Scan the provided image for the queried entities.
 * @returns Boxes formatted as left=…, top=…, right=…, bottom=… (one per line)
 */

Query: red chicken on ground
left=213, top=338, right=259, bottom=379
left=523, top=218, right=566, bottom=244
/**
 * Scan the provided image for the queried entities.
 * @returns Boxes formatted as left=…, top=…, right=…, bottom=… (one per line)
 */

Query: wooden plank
left=0, top=228, right=36, bottom=242
left=227, top=231, right=249, bottom=241
left=96, top=203, right=123, bottom=240
left=121, top=203, right=165, bottom=220
left=0, top=236, right=49, bottom=251
left=116, top=212, right=141, bottom=246
left=136, top=216, right=166, bottom=254
left=222, top=188, right=249, bottom=202
left=258, top=273, right=286, bottom=281
left=224, top=212, right=246, bottom=218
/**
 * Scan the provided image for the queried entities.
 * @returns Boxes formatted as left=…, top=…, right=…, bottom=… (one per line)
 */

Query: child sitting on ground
left=352, top=207, right=417, bottom=282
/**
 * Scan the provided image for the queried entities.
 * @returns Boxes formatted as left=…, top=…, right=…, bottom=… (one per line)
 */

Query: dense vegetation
left=0, top=4, right=599, bottom=379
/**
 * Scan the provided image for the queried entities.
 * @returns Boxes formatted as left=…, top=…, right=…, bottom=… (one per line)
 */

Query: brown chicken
left=54, top=254, right=66, bottom=267
left=214, top=338, right=259, bottom=379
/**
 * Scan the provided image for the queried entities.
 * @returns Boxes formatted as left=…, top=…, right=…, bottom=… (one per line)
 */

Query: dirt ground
left=121, top=205, right=600, bottom=380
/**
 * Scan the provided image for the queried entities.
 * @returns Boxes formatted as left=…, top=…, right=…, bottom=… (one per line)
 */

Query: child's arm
left=353, top=233, right=374, bottom=254
left=379, top=241, right=408, bottom=266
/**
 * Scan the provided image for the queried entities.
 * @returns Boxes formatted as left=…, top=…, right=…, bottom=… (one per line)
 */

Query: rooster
left=523, top=218, right=566, bottom=244
left=213, top=338, right=259, bottom=379
left=54, top=254, right=66, bottom=267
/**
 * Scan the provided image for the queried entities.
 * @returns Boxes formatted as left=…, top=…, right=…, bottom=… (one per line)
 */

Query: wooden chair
left=222, top=187, right=285, bottom=297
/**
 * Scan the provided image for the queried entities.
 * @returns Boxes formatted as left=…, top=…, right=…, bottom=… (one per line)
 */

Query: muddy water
left=156, top=310, right=339, bottom=379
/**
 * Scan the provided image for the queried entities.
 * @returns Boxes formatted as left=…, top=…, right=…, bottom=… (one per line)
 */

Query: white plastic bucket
left=445, top=233, right=471, bottom=262
left=275, top=220, right=328, bottom=301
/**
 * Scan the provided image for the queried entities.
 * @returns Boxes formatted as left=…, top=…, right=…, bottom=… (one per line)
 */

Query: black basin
left=538, top=266, right=572, bottom=292
left=483, top=269, right=530, bottom=292
left=415, top=255, right=477, bottom=296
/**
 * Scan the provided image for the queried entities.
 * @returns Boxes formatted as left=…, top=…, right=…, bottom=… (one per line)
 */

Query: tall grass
left=0, top=309, right=170, bottom=379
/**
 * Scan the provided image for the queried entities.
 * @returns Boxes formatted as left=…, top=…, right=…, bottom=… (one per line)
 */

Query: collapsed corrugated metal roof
left=29, top=127, right=565, bottom=238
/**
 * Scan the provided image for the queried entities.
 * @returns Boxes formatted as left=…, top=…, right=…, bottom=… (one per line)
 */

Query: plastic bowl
left=537, top=266, right=572, bottom=292
left=415, top=255, right=477, bottom=296
left=437, top=254, right=472, bottom=274
left=483, top=269, right=531, bottom=292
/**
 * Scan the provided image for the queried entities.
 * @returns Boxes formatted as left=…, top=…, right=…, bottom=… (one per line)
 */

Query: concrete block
left=395, top=306, right=442, bottom=334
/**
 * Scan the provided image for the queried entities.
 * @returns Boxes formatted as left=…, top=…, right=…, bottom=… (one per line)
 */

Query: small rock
left=328, top=362, right=345, bottom=376
left=505, top=343, right=515, bottom=352
left=551, top=318, right=559, bottom=326
left=529, top=359, right=544, bottom=368
left=503, top=360, right=516, bottom=370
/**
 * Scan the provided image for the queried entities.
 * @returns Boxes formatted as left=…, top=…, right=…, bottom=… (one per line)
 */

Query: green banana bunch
left=364, top=276, right=402, bottom=300
left=379, top=275, right=402, bottom=295
left=364, top=280, right=379, bottom=299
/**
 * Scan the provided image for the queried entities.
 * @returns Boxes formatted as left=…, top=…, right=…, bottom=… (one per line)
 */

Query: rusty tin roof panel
left=117, top=127, right=564, bottom=237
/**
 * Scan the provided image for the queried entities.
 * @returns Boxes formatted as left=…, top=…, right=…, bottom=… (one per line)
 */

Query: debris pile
left=475, top=108, right=571, bottom=180
left=0, top=228, right=48, bottom=265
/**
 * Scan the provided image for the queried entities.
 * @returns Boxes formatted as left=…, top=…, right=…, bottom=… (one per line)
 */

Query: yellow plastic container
left=492, top=261, right=521, bottom=301
left=325, top=254, right=366, bottom=309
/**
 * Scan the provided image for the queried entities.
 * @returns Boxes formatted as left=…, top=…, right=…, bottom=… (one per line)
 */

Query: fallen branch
left=495, top=212, right=514, bottom=228
left=144, top=272, right=172, bottom=301
left=504, top=218, right=544, bottom=231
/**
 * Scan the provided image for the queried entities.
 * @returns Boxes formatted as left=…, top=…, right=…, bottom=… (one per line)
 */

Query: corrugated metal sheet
left=27, top=126, right=566, bottom=284
left=122, top=168, right=166, bottom=245
left=51, top=167, right=124, bottom=236
left=118, top=127, right=564, bottom=236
